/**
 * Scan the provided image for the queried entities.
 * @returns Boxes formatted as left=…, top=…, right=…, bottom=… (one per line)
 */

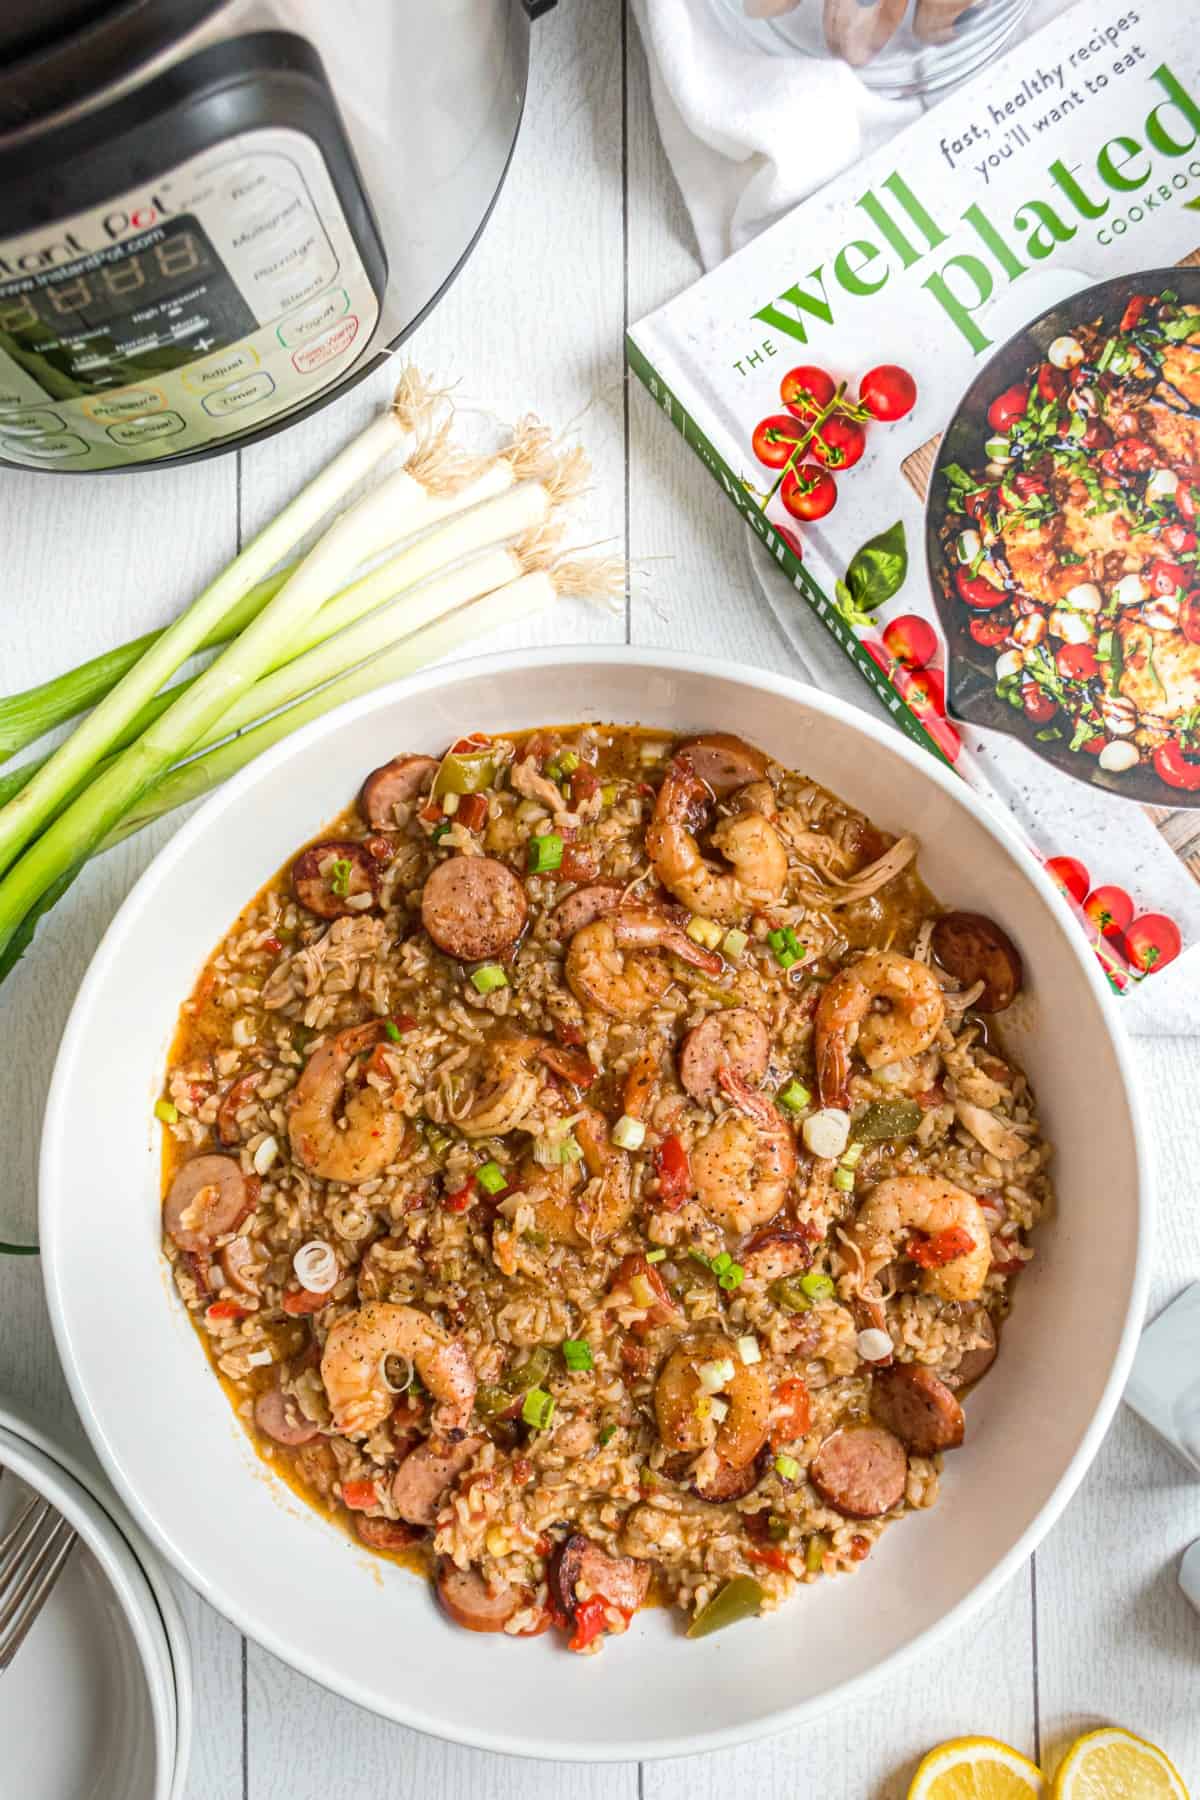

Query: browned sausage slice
left=291, top=841, right=380, bottom=921
left=391, top=1434, right=484, bottom=1527
left=219, top=1235, right=261, bottom=1296
left=421, top=856, right=528, bottom=962
left=216, top=1070, right=264, bottom=1147
left=678, top=1007, right=770, bottom=1102
left=677, top=732, right=771, bottom=796
left=741, top=1228, right=813, bottom=1283
left=355, top=1515, right=422, bottom=1552
left=932, top=912, right=1023, bottom=1012
left=254, top=1381, right=320, bottom=1447
left=548, top=879, right=626, bottom=940
left=359, top=753, right=438, bottom=827
left=164, top=1154, right=251, bottom=1252
left=870, top=1363, right=964, bottom=1456
left=694, top=1454, right=763, bottom=1504
left=809, top=1424, right=907, bottom=1519
left=436, top=1560, right=523, bottom=1632
left=939, top=1310, right=998, bottom=1392
left=550, top=1533, right=651, bottom=1619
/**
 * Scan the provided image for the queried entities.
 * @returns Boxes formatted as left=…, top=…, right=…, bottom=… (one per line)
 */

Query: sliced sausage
left=939, top=1310, right=998, bottom=1392
left=809, top=1424, right=907, bottom=1519
left=677, top=732, right=771, bottom=796
left=548, top=879, right=626, bottom=940
left=870, top=1363, right=964, bottom=1456
left=391, top=1433, right=483, bottom=1527
left=355, top=1515, right=422, bottom=1552
left=164, top=1154, right=251, bottom=1253
left=932, top=911, right=1023, bottom=1012
left=741, top=1227, right=813, bottom=1283
left=219, top=1235, right=261, bottom=1297
left=254, top=1381, right=320, bottom=1447
left=694, top=1453, right=763, bottom=1504
left=216, top=1071, right=264, bottom=1147
left=550, top=1533, right=651, bottom=1620
left=421, top=855, right=528, bottom=962
left=436, top=1559, right=523, bottom=1633
left=359, top=753, right=438, bottom=827
left=291, top=840, right=380, bottom=921
left=678, top=1007, right=770, bottom=1102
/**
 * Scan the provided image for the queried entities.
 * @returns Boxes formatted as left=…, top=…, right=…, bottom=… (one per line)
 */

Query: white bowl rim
left=0, top=1420, right=176, bottom=1797
left=39, top=646, right=1151, bottom=1761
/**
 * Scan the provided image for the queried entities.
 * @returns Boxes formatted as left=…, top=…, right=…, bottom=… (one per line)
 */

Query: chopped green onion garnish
left=774, top=1453, right=800, bottom=1481
left=776, top=1078, right=811, bottom=1114
left=521, top=1387, right=556, bottom=1430
left=598, top=1422, right=617, bottom=1447
left=719, top=1263, right=744, bottom=1291
left=721, top=927, right=749, bottom=959
left=799, top=1272, right=834, bottom=1301
left=154, top=1099, right=178, bottom=1125
left=556, top=749, right=580, bottom=775
left=328, top=857, right=352, bottom=897
left=711, top=1251, right=733, bottom=1274
left=562, top=1338, right=594, bottom=1372
left=833, top=1166, right=854, bottom=1193
left=767, top=1513, right=788, bottom=1543
left=600, top=784, right=619, bottom=806
left=383, top=1019, right=402, bottom=1042
left=533, top=1132, right=582, bottom=1167
left=645, top=1247, right=667, bottom=1263
left=840, top=1140, right=865, bottom=1169
left=470, top=963, right=509, bottom=995
left=431, top=821, right=451, bottom=842
left=688, top=1248, right=712, bottom=1269
left=611, top=1113, right=646, bottom=1151
left=527, top=832, right=564, bottom=874
left=476, top=1160, right=508, bottom=1195
left=686, top=915, right=722, bottom=951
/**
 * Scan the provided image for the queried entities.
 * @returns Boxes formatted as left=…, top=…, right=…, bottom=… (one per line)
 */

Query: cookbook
left=628, top=1, right=1200, bottom=993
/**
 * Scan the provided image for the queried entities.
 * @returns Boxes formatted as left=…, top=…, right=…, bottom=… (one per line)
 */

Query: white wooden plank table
left=0, top=5, right=1197, bottom=1794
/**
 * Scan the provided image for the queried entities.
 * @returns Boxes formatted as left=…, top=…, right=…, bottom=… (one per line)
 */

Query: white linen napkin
left=633, top=0, right=1196, bottom=1032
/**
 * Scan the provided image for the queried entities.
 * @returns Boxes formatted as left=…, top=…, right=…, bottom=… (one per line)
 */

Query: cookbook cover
left=627, top=1, right=1200, bottom=993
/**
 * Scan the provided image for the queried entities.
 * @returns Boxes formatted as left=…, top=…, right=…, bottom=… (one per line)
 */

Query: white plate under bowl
left=0, top=1424, right=177, bottom=1799
left=0, top=1401, right=192, bottom=1800
left=40, top=650, right=1149, bottom=1760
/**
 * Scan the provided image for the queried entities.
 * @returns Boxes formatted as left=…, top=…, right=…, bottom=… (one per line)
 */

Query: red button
left=291, top=315, right=359, bottom=374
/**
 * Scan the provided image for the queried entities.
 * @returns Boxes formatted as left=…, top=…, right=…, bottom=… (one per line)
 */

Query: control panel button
left=0, top=409, right=66, bottom=436
left=181, top=347, right=260, bottom=394
left=106, top=412, right=186, bottom=446
left=9, top=432, right=89, bottom=459
left=277, top=288, right=350, bottom=349
left=201, top=371, right=277, bottom=418
left=84, top=389, right=167, bottom=423
left=291, top=316, right=359, bottom=376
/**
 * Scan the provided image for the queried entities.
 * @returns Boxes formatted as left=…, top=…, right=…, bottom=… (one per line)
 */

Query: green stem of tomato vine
left=761, top=382, right=848, bottom=514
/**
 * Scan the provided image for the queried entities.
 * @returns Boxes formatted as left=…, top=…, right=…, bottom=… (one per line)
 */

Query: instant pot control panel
left=0, top=36, right=386, bottom=471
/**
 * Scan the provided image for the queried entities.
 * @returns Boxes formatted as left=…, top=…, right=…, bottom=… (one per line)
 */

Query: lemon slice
left=909, top=1736, right=1047, bottom=1800
left=1052, top=1727, right=1189, bottom=1799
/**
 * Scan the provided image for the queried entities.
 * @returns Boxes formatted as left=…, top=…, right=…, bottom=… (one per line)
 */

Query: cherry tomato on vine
left=809, top=414, right=865, bottom=471
left=968, top=614, right=1010, bottom=648
left=858, top=364, right=917, bottom=422
left=1123, top=911, right=1182, bottom=974
left=895, top=666, right=961, bottom=760
left=987, top=383, right=1029, bottom=432
left=1154, top=738, right=1200, bottom=791
left=780, top=365, right=835, bottom=424
left=774, top=523, right=804, bottom=561
left=780, top=463, right=837, bottom=522
left=1083, top=884, right=1134, bottom=937
left=1182, top=591, right=1200, bottom=646
left=955, top=568, right=1006, bottom=610
left=882, top=614, right=938, bottom=669
left=1044, top=855, right=1090, bottom=905
left=1055, top=643, right=1099, bottom=682
left=1021, top=682, right=1058, bottom=725
left=751, top=413, right=807, bottom=470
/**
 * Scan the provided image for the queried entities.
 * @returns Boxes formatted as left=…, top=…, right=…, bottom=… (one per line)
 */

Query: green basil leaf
left=843, top=520, right=908, bottom=617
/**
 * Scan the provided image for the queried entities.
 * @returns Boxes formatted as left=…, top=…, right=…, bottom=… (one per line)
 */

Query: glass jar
left=706, top=0, right=1035, bottom=100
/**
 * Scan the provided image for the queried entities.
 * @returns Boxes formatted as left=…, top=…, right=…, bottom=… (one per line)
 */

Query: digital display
left=0, top=216, right=256, bottom=397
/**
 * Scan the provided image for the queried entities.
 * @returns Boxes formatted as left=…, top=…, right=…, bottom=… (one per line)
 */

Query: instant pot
left=0, top=0, right=555, bottom=473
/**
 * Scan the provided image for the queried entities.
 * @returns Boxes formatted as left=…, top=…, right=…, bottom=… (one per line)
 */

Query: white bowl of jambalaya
left=39, top=651, right=1147, bottom=1760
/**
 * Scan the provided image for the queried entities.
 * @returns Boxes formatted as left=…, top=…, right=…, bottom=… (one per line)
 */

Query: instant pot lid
left=0, top=0, right=222, bottom=132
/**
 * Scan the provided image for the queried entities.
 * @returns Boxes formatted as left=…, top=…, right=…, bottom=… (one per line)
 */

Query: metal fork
left=0, top=1485, right=77, bottom=1672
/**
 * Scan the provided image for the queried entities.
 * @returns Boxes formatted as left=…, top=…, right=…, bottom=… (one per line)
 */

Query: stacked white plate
left=0, top=1401, right=191, bottom=1799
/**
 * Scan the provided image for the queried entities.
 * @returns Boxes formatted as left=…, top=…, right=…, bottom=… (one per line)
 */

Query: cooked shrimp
left=288, top=1023, right=406, bottom=1185
left=813, top=950, right=946, bottom=1108
left=646, top=759, right=787, bottom=923
left=320, top=1301, right=476, bottom=1437
left=655, top=1331, right=771, bottom=1469
left=838, top=1176, right=992, bottom=1303
left=565, top=908, right=721, bottom=1021
left=523, top=1109, right=634, bottom=1246
left=691, top=1068, right=796, bottom=1233
left=454, top=1032, right=547, bottom=1138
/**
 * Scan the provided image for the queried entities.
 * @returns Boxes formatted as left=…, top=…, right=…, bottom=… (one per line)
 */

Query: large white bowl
left=41, top=651, right=1148, bottom=1760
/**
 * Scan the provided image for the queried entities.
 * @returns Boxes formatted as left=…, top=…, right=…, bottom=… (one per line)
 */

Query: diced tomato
left=341, top=1480, right=378, bottom=1511
left=620, top=1339, right=652, bottom=1376
left=849, top=1535, right=871, bottom=1562
left=569, top=766, right=600, bottom=806
left=907, top=1226, right=976, bottom=1269
left=363, top=833, right=395, bottom=863
left=568, top=1595, right=618, bottom=1652
left=391, top=1013, right=417, bottom=1034
left=654, top=1134, right=693, bottom=1210
left=1147, top=558, right=1189, bottom=598
left=262, top=934, right=283, bottom=955
left=1120, top=294, right=1151, bottom=332
left=1012, top=471, right=1048, bottom=498
left=611, top=1253, right=678, bottom=1332
left=443, top=1174, right=476, bottom=1213
left=418, top=799, right=443, bottom=826
left=772, top=1377, right=812, bottom=1444
left=367, top=1043, right=394, bottom=1078
left=559, top=846, right=600, bottom=884
left=205, top=1300, right=246, bottom=1324
left=963, top=489, right=991, bottom=521
left=1036, top=362, right=1066, bottom=402
left=450, top=734, right=491, bottom=756
left=455, top=793, right=489, bottom=832
left=747, top=1546, right=792, bottom=1573
left=282, top=1288, right=327, bottom=1315
left=553, top=1017, right=586, bottom=1048
left=538, top=1042, right=596, bottom=1088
